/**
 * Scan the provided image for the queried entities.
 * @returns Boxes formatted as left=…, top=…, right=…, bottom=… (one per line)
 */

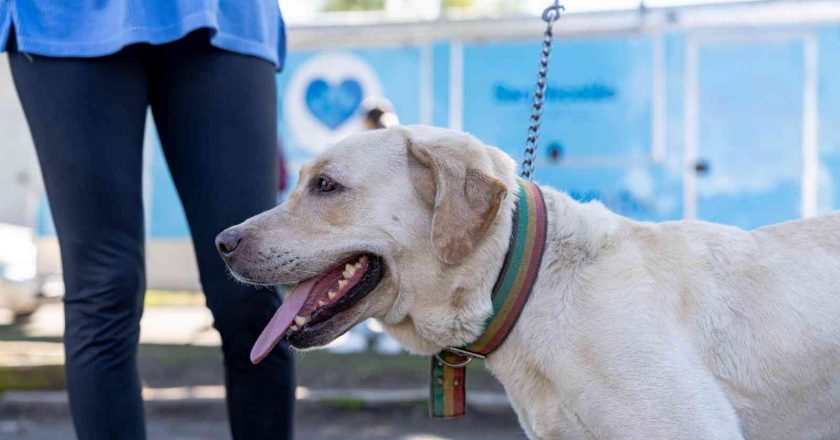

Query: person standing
left=1, top=2, right=294, bottom=439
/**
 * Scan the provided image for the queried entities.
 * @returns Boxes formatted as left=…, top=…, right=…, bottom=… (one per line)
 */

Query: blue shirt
left=0, top=0, right=286, bottom=69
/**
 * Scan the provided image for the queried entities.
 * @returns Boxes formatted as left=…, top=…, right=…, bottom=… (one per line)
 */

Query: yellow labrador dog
left=216, top=125, right=840, bottom=440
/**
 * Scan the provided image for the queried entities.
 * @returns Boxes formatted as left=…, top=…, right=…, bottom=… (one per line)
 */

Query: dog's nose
left=215, top=228, right=242, bottom=257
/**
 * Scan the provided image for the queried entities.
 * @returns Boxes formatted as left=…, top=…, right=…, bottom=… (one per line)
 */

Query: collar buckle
left=434, top=347, right=486, bottom=368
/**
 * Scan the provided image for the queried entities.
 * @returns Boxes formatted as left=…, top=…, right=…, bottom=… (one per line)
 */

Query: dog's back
left=653, top=213, right=840, bottom=439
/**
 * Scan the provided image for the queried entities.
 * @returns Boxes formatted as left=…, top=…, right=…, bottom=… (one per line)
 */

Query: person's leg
left=146, top=30, right=294, bottom=439
left=8, top=36, right=149, bottom=439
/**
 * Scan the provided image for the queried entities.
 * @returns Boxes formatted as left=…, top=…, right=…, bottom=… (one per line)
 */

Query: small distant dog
left=217, top=125, right=840, bottom=439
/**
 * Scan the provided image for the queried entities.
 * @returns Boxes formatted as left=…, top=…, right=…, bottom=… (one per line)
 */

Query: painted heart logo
left=304, top=78, right=364, bottom=129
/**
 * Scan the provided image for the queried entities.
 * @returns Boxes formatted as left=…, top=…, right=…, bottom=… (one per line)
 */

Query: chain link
left=521, top=1, right=564, bottom=181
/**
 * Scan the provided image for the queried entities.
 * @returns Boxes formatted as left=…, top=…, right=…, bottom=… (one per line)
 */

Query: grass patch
left=324, top=398, right=367, bottom=410
left=1, top=309, right=505, bottom=393
left=0, top=324, right=61, bottom=344
left=144, top=290, right=205, bottom=307
left=294, top=350, right=503, bottom=391
left=0, top=365, right=65, bottom=391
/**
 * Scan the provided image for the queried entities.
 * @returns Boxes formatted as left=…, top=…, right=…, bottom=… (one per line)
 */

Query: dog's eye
left=317, top=176, right=338, bottom=193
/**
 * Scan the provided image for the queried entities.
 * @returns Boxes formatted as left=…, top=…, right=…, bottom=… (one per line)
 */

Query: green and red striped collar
left=430, top=178, right=548, bottom=419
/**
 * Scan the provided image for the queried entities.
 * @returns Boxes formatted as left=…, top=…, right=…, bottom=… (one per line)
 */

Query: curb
left=0, top=386, right=513, bottom=417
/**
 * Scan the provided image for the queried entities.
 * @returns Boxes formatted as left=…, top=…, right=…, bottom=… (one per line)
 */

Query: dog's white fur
left=225, top=126, right=840, bottom=439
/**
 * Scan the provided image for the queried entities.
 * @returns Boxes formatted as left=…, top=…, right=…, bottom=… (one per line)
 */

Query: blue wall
left=819, top=26, right=840, bottom=214
left=36, top=23, right=840, bottom=237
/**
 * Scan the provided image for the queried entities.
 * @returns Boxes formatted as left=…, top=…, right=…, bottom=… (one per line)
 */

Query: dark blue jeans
left=8, top=29, right=294, bottom=440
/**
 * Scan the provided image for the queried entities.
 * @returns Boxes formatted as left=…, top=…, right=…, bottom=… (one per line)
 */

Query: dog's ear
left=403, top=127, right=507, bottom=265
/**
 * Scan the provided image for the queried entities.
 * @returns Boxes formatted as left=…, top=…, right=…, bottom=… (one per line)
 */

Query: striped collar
left=430, top=178, right=548, bottom=419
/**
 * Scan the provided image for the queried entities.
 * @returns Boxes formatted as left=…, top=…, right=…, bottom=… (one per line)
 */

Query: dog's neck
left=541, top=187, right=621, bottom=263
left=467, top=186, right=620, bottom=343
left=387, top=184, right=517, bottom=353
left=389, top=178, right=620, bottom=356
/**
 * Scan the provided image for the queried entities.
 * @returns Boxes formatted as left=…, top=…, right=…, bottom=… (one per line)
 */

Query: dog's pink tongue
left=250, top=278, right=315, bottom=364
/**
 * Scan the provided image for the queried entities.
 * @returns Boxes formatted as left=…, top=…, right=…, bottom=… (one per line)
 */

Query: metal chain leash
left=521, top=1, right=564, bottom=181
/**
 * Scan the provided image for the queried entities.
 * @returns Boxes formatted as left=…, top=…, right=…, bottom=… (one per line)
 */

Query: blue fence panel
left=460, top=36, right=682, bottom=221
left=33, top=24, right=840, bottom=239
left=695, top=38, right=804, bottom=229
left=819, top=26, right=840, bottom=214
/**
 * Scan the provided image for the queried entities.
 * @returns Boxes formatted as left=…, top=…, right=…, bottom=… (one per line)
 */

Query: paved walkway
left=1, top=303, right=522, bottom=439
left=15, top=302, right=221, bottom=346
left=1, top=406, right=525, bottom=440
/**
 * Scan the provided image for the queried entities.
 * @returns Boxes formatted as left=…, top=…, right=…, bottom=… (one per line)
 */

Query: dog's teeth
left=354, top=262, right=362, bottom=269
left=290, top=325, right=299, bottom=331
left=328, top=290, right=337, bottom=300
left=343, top=264, right=356, bottom=278
left=318, top=300, right=327, bottom=307
left=294, top=316, right=307, bottom=326
left=338, top=279, right=348, bottom=290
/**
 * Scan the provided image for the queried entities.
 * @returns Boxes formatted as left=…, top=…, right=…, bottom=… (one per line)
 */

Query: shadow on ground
left=0, top=321, right=504, bottom=392
left=0, top=301, right=521, bottom=439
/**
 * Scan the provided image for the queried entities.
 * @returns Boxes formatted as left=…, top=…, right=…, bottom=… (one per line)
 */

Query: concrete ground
left=1, top=407, right=526, bottom=440
left=1, top=300, right=522, bottom=439
left=1, top=302, right=506, bottom=392
left=9, top=300, right=221, bottom=346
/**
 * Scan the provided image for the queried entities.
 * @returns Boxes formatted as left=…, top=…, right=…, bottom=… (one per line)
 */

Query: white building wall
left=0, top=54, right=40, bottom=227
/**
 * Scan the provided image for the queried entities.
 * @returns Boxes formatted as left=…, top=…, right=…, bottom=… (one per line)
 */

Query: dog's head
left=217, top=126, right=516, bottom=358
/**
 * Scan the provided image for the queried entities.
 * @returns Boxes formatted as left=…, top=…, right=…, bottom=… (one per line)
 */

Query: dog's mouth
left=250, top=254, right=384, bottom=364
